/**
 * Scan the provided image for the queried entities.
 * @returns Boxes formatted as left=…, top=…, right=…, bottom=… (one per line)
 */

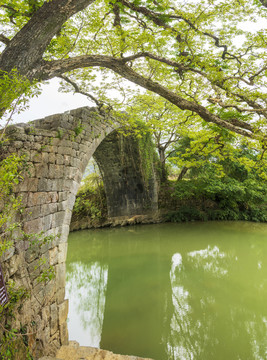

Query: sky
left=12, top=78, right=92, bottom=124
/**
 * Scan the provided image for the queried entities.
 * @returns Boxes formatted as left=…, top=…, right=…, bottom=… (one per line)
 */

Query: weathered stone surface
left=58, top=243, right=68, bottom=263
left=58, top=299, right=68, bottom=326
left=50, top=303, right=58, bottom=336
left=55, top=343, right=153, bottom=360
left=49, top=246, right=58, bottom=266
left=59, top=323, right=69, bottom=346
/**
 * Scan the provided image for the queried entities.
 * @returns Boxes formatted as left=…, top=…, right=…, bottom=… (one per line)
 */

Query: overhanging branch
left=58, top=74, right=103, bottom=107
left=40, top=54, right=260, bottom=139
left=0, top=34, right=10, bottom=46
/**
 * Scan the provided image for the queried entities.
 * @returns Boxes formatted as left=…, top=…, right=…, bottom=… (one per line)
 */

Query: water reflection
left=66, top=261, right=108, bottom=347
left=66, top=222, right=267, bottom=360
left=165, top=243, right=267, bottom=360
left=188, top=245, right=228, bottom=277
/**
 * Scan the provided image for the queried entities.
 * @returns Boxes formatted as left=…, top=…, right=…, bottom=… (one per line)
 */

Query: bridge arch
left=1, top=106, right=158, bottom=357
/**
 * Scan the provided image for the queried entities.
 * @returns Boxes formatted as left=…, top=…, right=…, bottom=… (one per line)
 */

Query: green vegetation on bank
left=72, top=171, right=267, bottom=225
left=72, top=172, right=107, bottom=224
left=160, top=177, right=267, bottom=223
left=73, top=140, right=267, bottom=224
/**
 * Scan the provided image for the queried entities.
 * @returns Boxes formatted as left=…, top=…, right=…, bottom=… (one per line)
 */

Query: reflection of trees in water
left=245, top=317, right=267, bottom=360
left=165, top=246, right=267, bottom=360
left=66, top=261, right=108, bottom=347
left=188, top=246, right=228, bottom=277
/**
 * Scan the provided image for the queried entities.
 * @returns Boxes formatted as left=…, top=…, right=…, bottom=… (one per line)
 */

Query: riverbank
left=39, top=341, right=153, bottom=360
left=70, top=213, right=163, bottom=231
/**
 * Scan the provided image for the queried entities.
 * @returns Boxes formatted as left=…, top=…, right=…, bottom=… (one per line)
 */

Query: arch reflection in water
left=66, top=261, right=108, bottom=347
left=66, top=222, right=267, bottom=360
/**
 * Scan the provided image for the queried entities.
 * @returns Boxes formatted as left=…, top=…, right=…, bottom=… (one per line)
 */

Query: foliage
left=0, top=153, right=26, bottom=257
left=169, top=131, right=267, bottom=182
left=0, top=151, right=55, bottom=359
left=72, top=172, right=107, bottom=222
left=0, top=0, right=266, bottom=145
left=0, top=69, right=40, bottom=135
left=136, top=127, right=159, bottom=185
left=161, top=172, right=267, bottom=223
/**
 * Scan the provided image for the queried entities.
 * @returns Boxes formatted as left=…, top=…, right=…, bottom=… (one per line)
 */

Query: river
left=66, top=221, right=267, bottom=360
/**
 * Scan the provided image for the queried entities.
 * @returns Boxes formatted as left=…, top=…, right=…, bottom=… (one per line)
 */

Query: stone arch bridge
left=1, top=107, right=158, bottom=357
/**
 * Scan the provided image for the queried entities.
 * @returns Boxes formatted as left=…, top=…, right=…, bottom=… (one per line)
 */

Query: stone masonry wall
left=1, top=107, right=115, bottom=357
left=0, top=107, right=158, bottom=358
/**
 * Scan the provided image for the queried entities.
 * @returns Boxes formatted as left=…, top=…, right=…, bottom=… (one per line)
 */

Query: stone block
left=24, top=205, right=42, bottom=221
left=44, top=279, right=57, bottom=301
left=24, top=217, right=42, bottom=234
left=36, top=163, right=49, bottom=178
left=59, top=139, right=72, bottom=148
left=41, top=203, right=58, bottom=217
left=15, top=239, right=29, bottom=253
left=56, top=288, right=65, bottom=304
left=58, top=191, right=67, bottom=202
left=25, top=242, right=40, bottom=263
left=56, top=154, right=64, bottom=165
left=36, top=314, right=45, bottom=339
left=63, top=154, right=72, bottom=166
left=49, top=246, right=58, bottom=266
left=27, top=192, right=46, bottom=207
left=58, top=299, right=68, bottom=326
left=48, top=192, right=59, bottom=203
left=57, top=146, right=72, bottom=155
left=42, top=326, right=52, bottom=347
left=57, top=200, right=67, bottom=211
left=50, top=302, right=58, bottom=336
left=59, top=323, right=69, bottom=346
left=42, top=214, right=53, bottom=231
left=9, top=253, right=24, bottom=276
left=47, top=153, right=57, bottom=164
left=70, top=157, right=80, bottom=168
left=52, top=211, right=66, bottom=228
left=48, top=164, right=65, bottom=179
left=48, top=332, right=61, bottom=356
left=31, top=151, right=43, bottom=163
left=19, top=300, right=34, bottom=325
left=55, top=263, right=66, bottom=291
left=58, top=243, right=68, bottom=263
left=70, top=148, right=77, bottom=157
left=19, top=177, right=39, bottom=192
left=51, top=137, right=61, bottom=146
left=70, top=181, right=79, bottom=195
left=59, top=225, right=70, bottom=243
left=37, top=178, right=51, bottom=192
left=28, top=257, right=42, bottom=279
left=1, top=245, right=15, bottom=262
left=72, top=142, right=79, bottom=151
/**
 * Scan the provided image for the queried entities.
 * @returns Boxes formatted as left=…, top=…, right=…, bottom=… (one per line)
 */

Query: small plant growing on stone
left=74, top=121, right=84, bottom=137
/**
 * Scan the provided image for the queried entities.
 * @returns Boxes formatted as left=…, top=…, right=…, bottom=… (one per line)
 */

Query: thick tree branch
left=40, top=55, right=259, bottom=138
left=0, top=34, right=10, bottom=46
left=259, top=0, right=267, bottom=8
left=0, top=0, right=96, bottom=76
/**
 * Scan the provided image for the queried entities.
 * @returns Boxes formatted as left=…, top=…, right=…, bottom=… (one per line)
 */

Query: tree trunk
left=0, top=0, right=95, bottom=78
left=158, top=147, right=168, bottom=183
left=177, top=166, right=188, bottom=181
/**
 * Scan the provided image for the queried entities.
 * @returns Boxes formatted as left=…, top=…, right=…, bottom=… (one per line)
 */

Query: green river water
left=66, top=221, right=267, bottom=360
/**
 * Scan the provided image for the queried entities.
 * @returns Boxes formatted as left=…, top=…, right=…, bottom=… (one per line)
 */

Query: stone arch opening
left=1, top=106, right=158, bottom=357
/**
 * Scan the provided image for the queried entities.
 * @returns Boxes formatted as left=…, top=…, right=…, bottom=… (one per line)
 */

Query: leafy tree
left=0, top=0, right=266, bottom=148
left=124, top=93, right=197, bottom=181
